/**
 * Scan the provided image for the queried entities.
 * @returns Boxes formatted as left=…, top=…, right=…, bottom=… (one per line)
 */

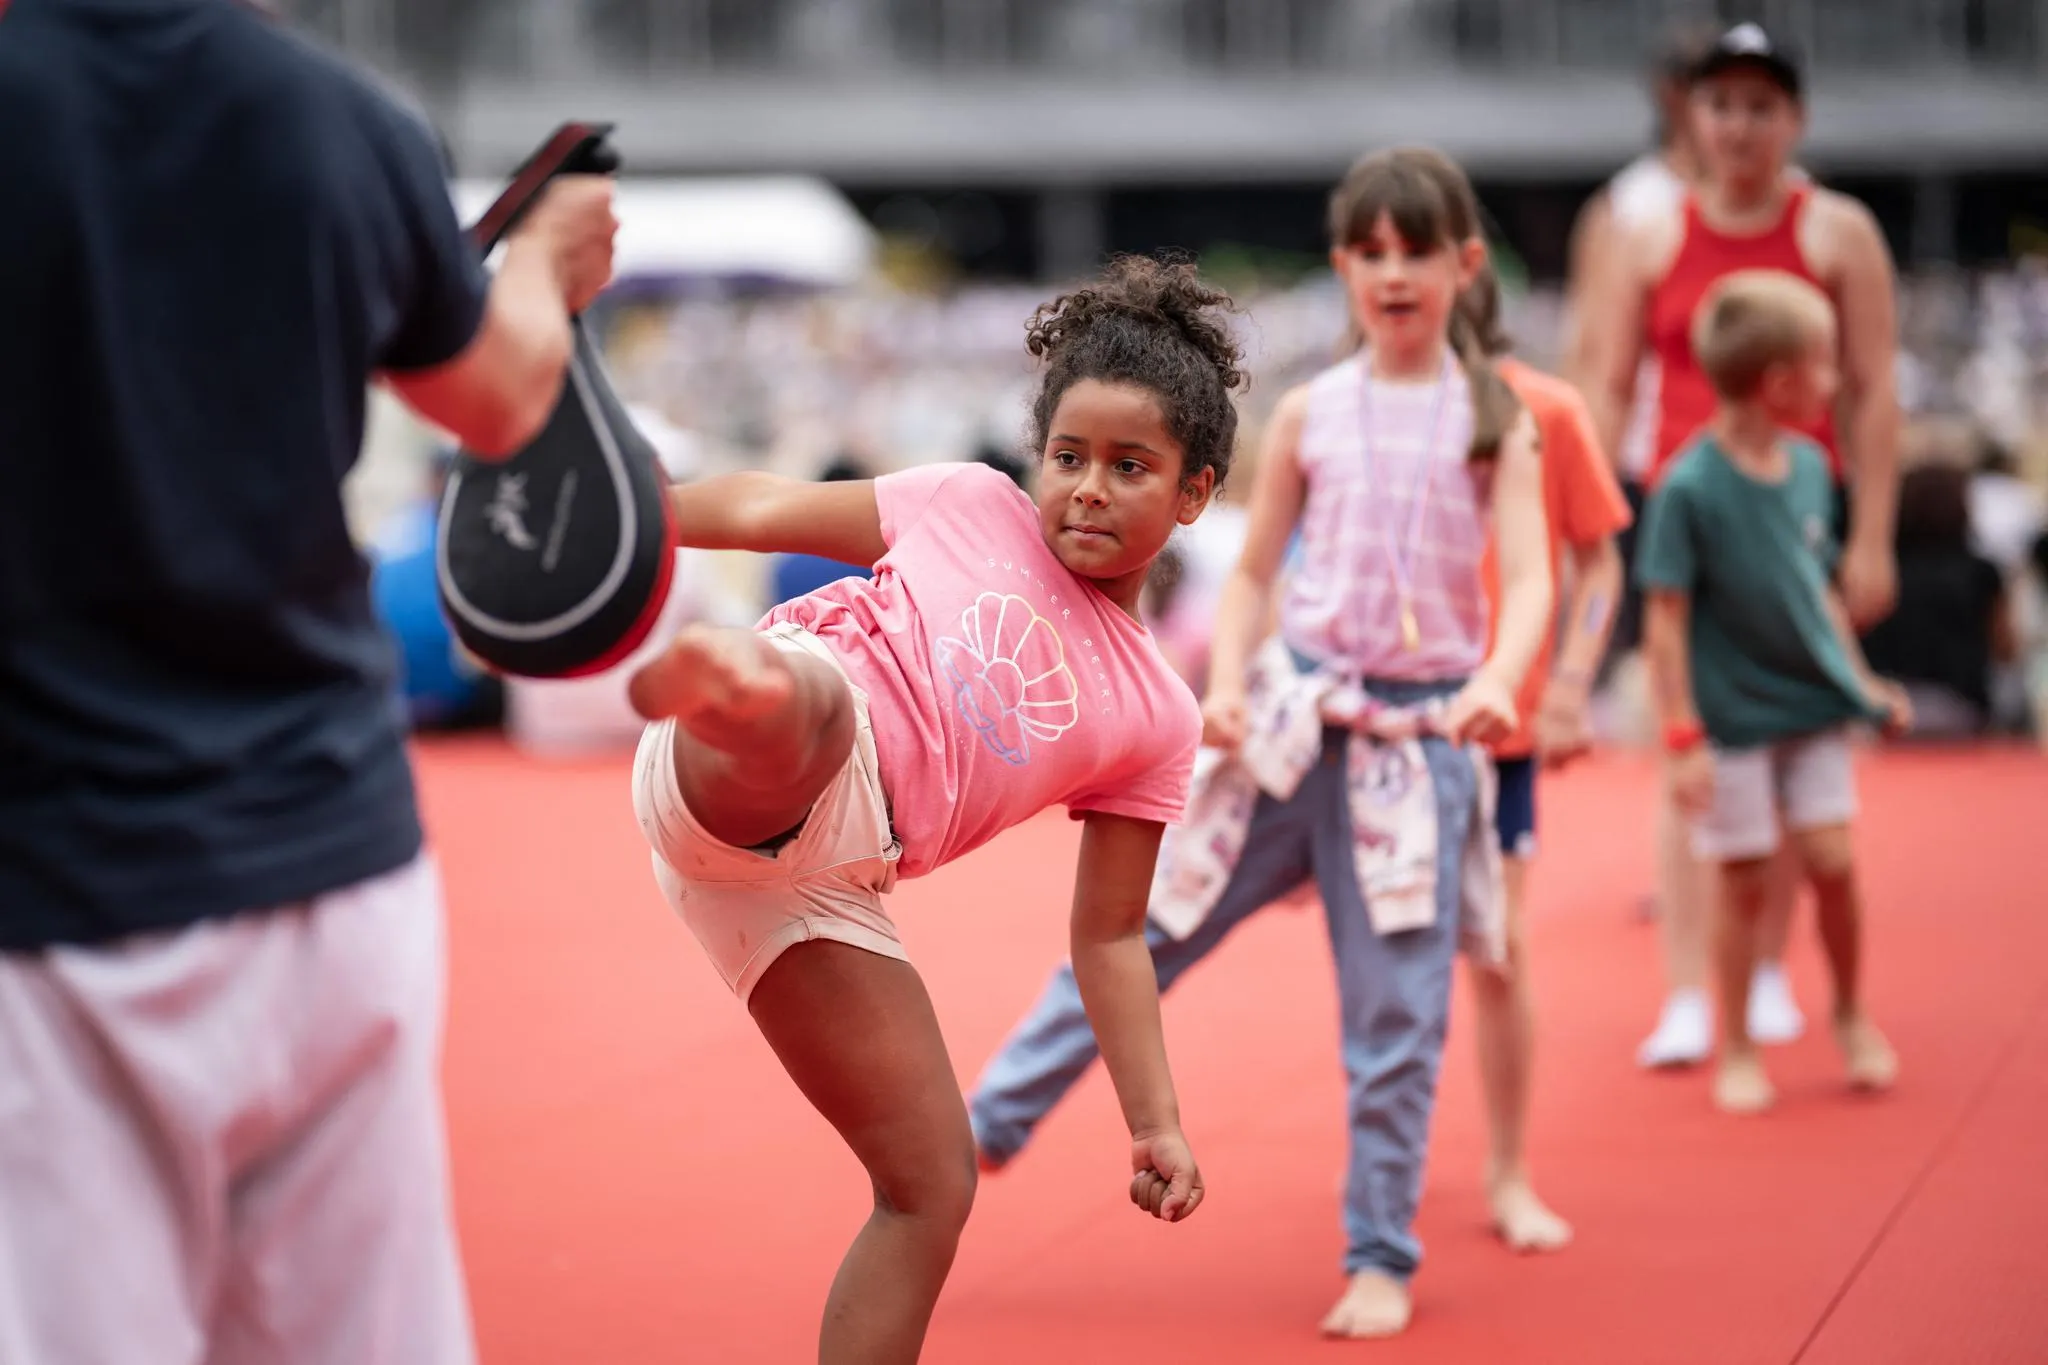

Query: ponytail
left=1449, top=305, right=1523, bottom=464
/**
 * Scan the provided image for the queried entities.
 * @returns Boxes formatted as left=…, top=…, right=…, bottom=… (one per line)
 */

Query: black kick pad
left=434, top=123, right=679, bottom=679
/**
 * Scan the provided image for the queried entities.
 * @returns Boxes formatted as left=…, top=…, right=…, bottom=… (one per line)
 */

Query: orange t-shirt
left=1483, top=357, right=1633, bottom=760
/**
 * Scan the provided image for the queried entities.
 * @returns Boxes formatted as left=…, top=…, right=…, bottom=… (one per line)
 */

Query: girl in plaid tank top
left=964, top=148, right=1555, bottom=1344
left=1202, top=147, right=1555, bottom=1336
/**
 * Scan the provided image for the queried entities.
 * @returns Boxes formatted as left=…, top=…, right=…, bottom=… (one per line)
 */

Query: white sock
left=1748, top=963, right=1807, bottom=1045
left=1639, top=989, right=1714, bottom=1068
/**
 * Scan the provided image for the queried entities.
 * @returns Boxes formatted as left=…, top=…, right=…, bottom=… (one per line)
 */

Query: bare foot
left=662, top=625, right=795, bottom=742
left=1713, top=1050, right=1776, bottom=1115
left=1836, top=1015, right=1899, bottom=1092
left=1319, top=1271, right=1412, bottom=1340
left=1490, top=1177, right=1573, bottom=1253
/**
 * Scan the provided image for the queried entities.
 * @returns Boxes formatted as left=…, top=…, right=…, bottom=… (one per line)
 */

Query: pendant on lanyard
left=1358, top=355, right=1455, bottom=653
left=1399, top=602, right=1422, bottom=653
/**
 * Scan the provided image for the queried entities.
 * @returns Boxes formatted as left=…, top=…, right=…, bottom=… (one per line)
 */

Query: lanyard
left=1355, top=352, right=1457, bottom=650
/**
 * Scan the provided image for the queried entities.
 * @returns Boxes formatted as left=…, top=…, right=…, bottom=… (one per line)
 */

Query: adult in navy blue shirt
left=0, top=2, right=616, bottom=1360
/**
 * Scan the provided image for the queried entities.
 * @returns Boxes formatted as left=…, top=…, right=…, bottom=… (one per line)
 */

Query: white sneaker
left=1747, top=964, right=1807, bottom=1045
left=1637, top=990, right=1714, bottom=1069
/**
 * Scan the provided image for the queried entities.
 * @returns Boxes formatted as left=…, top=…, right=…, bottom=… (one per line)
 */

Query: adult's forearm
left=1844, top=389, right=1901, bottom=550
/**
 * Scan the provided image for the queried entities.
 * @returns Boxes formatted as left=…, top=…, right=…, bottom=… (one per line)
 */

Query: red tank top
left=1646, top=184, right=1838, bottom=482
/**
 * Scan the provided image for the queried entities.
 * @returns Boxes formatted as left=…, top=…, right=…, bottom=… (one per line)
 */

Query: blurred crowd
left=357, top=256, right=2048, bottom=752
left=598, top=263, right=2048, bottom=481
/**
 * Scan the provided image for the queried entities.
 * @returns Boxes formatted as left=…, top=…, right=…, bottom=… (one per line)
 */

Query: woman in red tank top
left=1575, top=22, right=1899, bottom=615
left=1646, top=182, right=1837, bottom=481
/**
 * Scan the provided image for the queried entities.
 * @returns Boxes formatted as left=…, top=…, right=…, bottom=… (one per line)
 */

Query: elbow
left=1072, top=905, right=1146, bottom=952
left=494, top=329, right=576, bottom=456
left=461, top=377, right=566, bottom=460
left=1585, top=537, right=1625, bottom=588
left=452, top=310, right=575, bottom=461
left=1641, top=599, right=1677, bottom=652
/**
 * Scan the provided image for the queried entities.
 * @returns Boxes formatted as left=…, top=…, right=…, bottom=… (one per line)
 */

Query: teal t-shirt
left=1635, top=435, right=1879, bottom=750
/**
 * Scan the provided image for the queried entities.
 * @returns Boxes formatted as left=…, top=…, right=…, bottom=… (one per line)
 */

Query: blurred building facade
left=301, top=0, right=2045, bottom=278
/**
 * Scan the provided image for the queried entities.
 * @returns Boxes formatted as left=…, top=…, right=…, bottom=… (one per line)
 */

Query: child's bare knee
left=1794, top=825, right=1854, bottom=887
left=874, top=1143, right=978, bottom=1234
left=1719, top=856, right=1776, bottom=912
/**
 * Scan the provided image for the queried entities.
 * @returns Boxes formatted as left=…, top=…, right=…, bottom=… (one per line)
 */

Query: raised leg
left=629, top=624, right=858, bottom=849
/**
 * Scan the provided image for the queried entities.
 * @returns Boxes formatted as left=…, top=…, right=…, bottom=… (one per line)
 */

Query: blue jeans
left=968, top=680, right=1475, bottom=1280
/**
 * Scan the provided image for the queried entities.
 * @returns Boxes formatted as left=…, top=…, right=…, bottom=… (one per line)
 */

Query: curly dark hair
left=1023, top=254, right=1246, bottom=491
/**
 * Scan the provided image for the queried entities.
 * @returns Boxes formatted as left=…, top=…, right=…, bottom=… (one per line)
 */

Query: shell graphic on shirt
left=934, top=592, right=1079, bottom=766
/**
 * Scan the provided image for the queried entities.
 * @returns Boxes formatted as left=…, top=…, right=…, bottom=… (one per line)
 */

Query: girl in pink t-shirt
left=627, top=256, right=1239, bottom=1362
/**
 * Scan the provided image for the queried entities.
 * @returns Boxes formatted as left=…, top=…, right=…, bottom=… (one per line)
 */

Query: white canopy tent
left=450, top=174, right=878, bottom=291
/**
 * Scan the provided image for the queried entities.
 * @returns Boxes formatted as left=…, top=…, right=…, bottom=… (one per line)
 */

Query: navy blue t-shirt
left=0, top=0, right=491, bottom=948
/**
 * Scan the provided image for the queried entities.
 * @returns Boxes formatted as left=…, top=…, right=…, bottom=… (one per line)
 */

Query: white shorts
left=1691, top=727, right=1859, bottom=863
left=0, top=854, right=473, bottom=1365
left=632, top=624, right=905, bottom=1004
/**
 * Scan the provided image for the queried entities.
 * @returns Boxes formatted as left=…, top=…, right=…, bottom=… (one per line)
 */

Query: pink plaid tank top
left=1278, top=353, right=1493, bottom=683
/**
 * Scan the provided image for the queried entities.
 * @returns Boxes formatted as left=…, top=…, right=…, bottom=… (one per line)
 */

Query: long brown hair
left=1327, top=147, right=1523, bottom=461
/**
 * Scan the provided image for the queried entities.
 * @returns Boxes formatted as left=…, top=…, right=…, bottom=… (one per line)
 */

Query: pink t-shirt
left=764, top=462, right=1200, bottom=880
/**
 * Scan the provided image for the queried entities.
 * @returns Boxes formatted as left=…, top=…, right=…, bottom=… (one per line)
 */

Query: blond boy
left=1635, top=270, right=1907, bottom=1114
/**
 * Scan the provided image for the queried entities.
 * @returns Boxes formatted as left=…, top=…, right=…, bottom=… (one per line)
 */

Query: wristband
left=1663, top=720, right=1706, bottom=755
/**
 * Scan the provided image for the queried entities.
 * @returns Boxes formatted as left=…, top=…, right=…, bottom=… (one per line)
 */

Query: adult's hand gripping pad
left=433, top=123, right=679, bottom=679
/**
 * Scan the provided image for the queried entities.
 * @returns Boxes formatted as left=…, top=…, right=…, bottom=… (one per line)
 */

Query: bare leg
left=1638, top=782, right=1715, bottom=1067
left=1469, top=856, right=1571, bottom=1253
left=629, top=624, right=859, bottom=849
left=749, top=942, right=978, bottom=1365
left=1712, top=856, right=1776, bottom=1114
left=1745, top=846, right=1809, bottom=1044
left=1756, top=845, right=1800, bottom=962
left=1792, top=825, right=1897, bottom=1091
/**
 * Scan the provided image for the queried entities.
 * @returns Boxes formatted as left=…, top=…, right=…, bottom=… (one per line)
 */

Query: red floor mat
left=415, top=741, right=2048, bottom=1364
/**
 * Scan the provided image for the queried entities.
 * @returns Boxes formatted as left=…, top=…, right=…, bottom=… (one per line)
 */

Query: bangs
left=1328, top=157, right=1457, bottom=253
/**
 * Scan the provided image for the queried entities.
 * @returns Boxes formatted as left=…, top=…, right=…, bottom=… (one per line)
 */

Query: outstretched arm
left=1069, top=811, right=1203, bottom=1223
left=668, top=473, right=888, bottom=566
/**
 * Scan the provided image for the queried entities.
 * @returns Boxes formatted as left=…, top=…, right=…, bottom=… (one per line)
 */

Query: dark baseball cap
left=1689, top=22, right=1804, bottom=100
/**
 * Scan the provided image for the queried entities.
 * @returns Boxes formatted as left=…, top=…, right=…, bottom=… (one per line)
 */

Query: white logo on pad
left=485, top=474, right=540, bottom=552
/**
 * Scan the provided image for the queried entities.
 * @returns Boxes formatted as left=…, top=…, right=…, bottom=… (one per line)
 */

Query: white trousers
left=0, top=854, right=474, bottom=1365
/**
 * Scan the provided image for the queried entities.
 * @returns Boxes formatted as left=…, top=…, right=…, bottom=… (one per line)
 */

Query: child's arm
left=667, top=473, right=888, bottom=567
left=1821, top=585, right=1912, bottom=734
left=1488, top=413, right=1557, bottom=692
left=1447, top=414, right=1552, bottom=746
left=1202, top=387, right=1309, bottom=748
left=1642, top=589, right=1715, bottom=814
left=1536, top=533, right=1623, bottom=763
left=1068, top=811, right=1203, bottom=1223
